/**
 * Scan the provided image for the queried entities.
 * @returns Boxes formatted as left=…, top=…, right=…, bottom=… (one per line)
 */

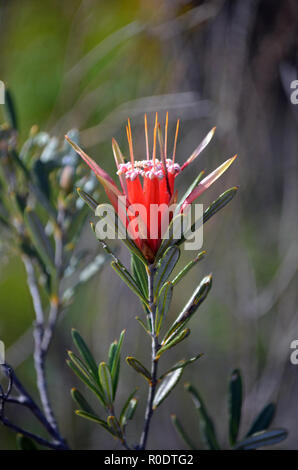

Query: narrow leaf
left=120, top=388, right=138, bottom=427
left=159, top=353, right=203, bottom=380
left=156, top=329, right=190, bottom=358
left=75, top=410, right=115, bottom=435
left=126, top=357, right=152, bottom=382
left=203, top=187, right=238, bottom=225
left=180, top=155, right=237, bottom=212
left=155, top=281, right=173, bottom=335
left=111, top=261, right=148, bottom=305
left=185, top=383, right=220, bottom=450
left=71, top=388, right=95, bottom=415
left=110, top=329, right=125, bottom=398
left=246, top=403, right=276, bottom=437
left=163, top=274, right=212, bottom=343
left=171, top=251, right=206, bottom=286
left=153, top=368, right=183, bottom=409
left=154, top=245, right=180, bottom=295
left=171, top=415, right=196, bottom=450
left=181, top=127, right=216, bottom=171
left=71, top=329, right=98, bottom=380
left=235, top=429, right=288, bottom=450
left=98, top=362, right=114, bottom=404
left=77, top=188, right=99, bottom=212
left=120, top=398, right=138, bottom=428
left=66, top=359, right=105, bottom=406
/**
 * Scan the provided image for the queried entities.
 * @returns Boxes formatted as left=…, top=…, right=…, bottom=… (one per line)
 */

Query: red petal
left=180, top=154, right=237, bottom=212
left=181, top=127, right=216, bottom=171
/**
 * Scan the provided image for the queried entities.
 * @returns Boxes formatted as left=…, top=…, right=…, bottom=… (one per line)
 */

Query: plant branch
left=0, top=365, right=68, bottom=449
left=139, top=264, right=159, bottom=450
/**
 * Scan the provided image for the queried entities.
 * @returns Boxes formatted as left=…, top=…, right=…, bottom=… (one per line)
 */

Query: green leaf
left=246, top=403, right=276, bottom=437
left=111, top=261, right=148, bottom=305
left=203, top=187, right=238, bottom=225
left=110, top=329, right=125, bottom=399
left=66, top=359, right=105, bottom=406
left=157, top=329, right=190, bottom=358
left=229, top=369, right=243, bottom=446
left=98, top=362, right=114, bottom=405
left=71, top=388, right=95, bottom=415
left=159, top=353, right=203, bottom=380
left=16, top=434, right=37, bottom=450
left=131, top=253, right=148, bottom=299
left=24, top=208, right=55, bottom=272
left=75, top=410, right=115, bottom=435
left=171, top=251, right=206, bottom=287
left=71, top=329, right=98, bottom=380
left=153, top=368, right=183, bottom=409
left=155, top=281, right=173, bottom=335
left=120, top=388, right=138, bottom=428
left=235, top=429, right=288, bottom=450
left=185, top=383, right=220, bottom=450
left=154, top=246, right=180, bottom=295
left=171, top=415, right=196, bottom=450
left=177, top=187, right=239, bottom=246
left=135, top=316, right=150, bottom=334
left=163, top=274, right=212, bottom=343
left=126, top=357, right=152, bottom=382
left=77, top=188, right=99, bottom=212
left=108, top=342, right=117, bottom=372
left=120, top=397, right=138, bottom=428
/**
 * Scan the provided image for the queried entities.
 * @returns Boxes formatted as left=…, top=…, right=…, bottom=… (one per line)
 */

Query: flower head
left=65, top=113, right=236, bottom=262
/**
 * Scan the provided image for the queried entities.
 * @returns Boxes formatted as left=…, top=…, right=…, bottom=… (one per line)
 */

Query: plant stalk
left=139, top=264, right=159, bottom=450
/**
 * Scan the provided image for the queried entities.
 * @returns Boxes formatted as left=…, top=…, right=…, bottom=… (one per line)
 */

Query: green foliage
left=172, top=369, right=287, bottom=450
left=68, top=329, right=137, bottom=446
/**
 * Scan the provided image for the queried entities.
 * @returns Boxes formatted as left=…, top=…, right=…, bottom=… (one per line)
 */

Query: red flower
left=65, top=113, right=236, bottom=262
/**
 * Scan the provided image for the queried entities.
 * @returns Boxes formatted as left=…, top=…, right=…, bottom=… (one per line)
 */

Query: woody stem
left=139, top=264, right=159, bottom=450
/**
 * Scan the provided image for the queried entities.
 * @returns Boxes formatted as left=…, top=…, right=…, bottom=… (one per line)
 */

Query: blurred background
left=0, top=0, right=298, bottom=450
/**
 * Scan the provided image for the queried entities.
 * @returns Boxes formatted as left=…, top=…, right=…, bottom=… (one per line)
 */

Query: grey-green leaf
left=71, top=388, right=95, bottom=415
left=153, top=368, right=183, bottom=409
left=98, top=362, right=114, bottom=404
left=126, top=357, right=152, bottom=382
left=163, top=274, right=212, bottom=343
left=77, top=188, right=99, bottom=212
left=154, top=246, right=180, bottom=295
left=235, top=429, right=287, bottom=450
left=155, top=282, right=173, bottom=335
left=75, top=410, right=115, bottom=436
left=71, top=329, right=98, bottom=380
left=157, top=329, right=190, bottom=358
left=246, top=403, right=276, bottom=437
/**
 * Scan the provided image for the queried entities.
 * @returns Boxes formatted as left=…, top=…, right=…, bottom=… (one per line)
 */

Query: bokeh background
left=1, top=0, right=298, bottom=450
